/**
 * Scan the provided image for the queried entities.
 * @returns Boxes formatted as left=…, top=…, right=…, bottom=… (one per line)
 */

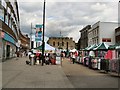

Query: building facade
left=0, top=0, right=29, bottom=61
left=47, top=37, right=75, bottom=50
left=79, top=25, right=91, bottom=49
left=88, top=21, right=118, bottom=46
left=115, top=27, right=120, bottom=44
left=19, top=32, right=30, bottom=51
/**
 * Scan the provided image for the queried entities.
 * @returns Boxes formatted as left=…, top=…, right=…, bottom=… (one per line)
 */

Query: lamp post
left=30, top=23, right=33, bottom=49
left=42, top=0, right=46, bottom=66
left=30, top=23, right=36, bottom=49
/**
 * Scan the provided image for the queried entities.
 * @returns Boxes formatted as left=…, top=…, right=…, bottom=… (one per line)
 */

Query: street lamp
left=30, top=23, right=36, bottom=49
left=42, top=0, right=46, bottom=66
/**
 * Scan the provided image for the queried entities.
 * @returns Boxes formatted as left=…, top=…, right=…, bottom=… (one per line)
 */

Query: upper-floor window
left=62, top=42, right=64, bottom=46
left=5, top=10, right=8, bottom=25
left=58, top=42, right=59, bottom=46
left=66, top=42, right=68, bottom=48
left=53, top=42, right=55, bottom=46
left=102, top=38, right=111, bottom=42
left=0, top=6, right=4, bottom=21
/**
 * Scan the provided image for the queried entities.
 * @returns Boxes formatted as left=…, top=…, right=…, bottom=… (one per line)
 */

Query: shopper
left=72, top=52, right=76, bottom=64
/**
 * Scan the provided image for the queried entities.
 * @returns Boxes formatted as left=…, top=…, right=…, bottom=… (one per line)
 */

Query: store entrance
left=6, top=45, right=10, bottom=59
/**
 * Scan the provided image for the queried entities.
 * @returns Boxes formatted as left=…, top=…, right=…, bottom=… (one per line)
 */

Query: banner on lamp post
left=35, top=24, right=43, bottom=42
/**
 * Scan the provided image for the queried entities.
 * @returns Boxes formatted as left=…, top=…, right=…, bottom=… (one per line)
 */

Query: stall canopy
left=35, top=43, right=55, bottom=51
left=70, top=48, right=77, bottom=52
left=116, top=46, right=120, bottom=49
left=84, top=45, right=91, bottom=51
left=87, top=44, right=98, bottom=51
left=108, top=44, right=120, bottom=50
left=93, top=42, right=109, bottom=50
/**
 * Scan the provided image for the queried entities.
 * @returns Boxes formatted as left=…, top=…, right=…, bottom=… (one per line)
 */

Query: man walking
left=72, top=52, right=76, bottom=64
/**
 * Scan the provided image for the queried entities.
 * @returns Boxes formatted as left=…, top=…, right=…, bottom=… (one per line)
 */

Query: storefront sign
left=35, top=24, right=43, bottom=41
left=3, top=32, right=16, bottom=45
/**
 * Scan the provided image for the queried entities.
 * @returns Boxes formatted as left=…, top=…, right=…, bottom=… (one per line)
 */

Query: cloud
left=18, top=1, right=118, bottom=43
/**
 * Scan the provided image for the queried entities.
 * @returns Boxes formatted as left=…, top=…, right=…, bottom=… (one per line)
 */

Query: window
left=58, top=42, right=59, bottom=46
left=102, top=38, right=111, bottom=42
left=53, top=42, right=55, bottom=46
left=5, top=10, right=8, bottom=25
left=0, top=5, right=4, bottom=21
left=66, top=42, right=68, bottom=49
left=62, top=42, right=64, bottom=46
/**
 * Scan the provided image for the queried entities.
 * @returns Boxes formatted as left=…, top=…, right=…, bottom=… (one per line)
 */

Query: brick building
left=79, top=25, right=91, bottom=49
left=0, top=0, right=30, bottom=61
left=47, top=37, right=75, bottom=50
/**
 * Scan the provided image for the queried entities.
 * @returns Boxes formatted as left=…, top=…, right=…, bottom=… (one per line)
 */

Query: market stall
left=93, top=42, right=109, bottom=71
left=108, top=45, right=120, bottom=76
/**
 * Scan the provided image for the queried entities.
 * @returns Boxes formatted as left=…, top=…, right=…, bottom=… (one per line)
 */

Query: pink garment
left=104, top=50, right=112, bottom=60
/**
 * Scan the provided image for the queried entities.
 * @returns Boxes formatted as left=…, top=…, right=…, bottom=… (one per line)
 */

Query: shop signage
left=3, top=32, right=15, bottom=44
left=35, top=24, right=43, bottom=41
left=6, top=42, right=10, bottom=45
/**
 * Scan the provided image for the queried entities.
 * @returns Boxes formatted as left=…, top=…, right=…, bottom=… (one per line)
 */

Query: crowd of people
left=28, top=50, right=56, bottom=65
left=15, top=49, right=79, bottom=66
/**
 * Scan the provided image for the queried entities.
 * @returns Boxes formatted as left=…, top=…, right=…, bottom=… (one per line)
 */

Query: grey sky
left=18, top=1, right=118, bottom=42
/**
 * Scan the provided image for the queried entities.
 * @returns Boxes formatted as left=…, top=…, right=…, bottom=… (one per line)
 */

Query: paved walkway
left=2, top=57, right=74, bottom=88
left=62, top=58, right=119, bottom=88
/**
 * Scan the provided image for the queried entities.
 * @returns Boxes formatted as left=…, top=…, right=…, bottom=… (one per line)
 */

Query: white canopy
left=45, top=43, right=55, bottom=51
left=70, top=48, right=77, bottom=52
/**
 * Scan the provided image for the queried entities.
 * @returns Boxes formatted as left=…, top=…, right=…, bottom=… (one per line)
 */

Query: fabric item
left=104, top=50, right=112, bottom=60
left=109, top=59, right=120, bottom=73
left=112, top=50, right=116, bottom=59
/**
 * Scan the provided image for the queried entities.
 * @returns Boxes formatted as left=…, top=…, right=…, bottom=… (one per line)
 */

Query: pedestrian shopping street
left=1, top=56, right=119, bottom=89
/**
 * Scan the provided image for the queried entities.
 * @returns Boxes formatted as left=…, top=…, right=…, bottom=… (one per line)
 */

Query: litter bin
left=30, top=54, right=35, bottom=65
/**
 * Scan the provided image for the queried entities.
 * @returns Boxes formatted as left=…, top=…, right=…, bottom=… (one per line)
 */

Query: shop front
left=0, top=37, right=2, bottom=62
left=0, top=31, right=17, bottom=61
